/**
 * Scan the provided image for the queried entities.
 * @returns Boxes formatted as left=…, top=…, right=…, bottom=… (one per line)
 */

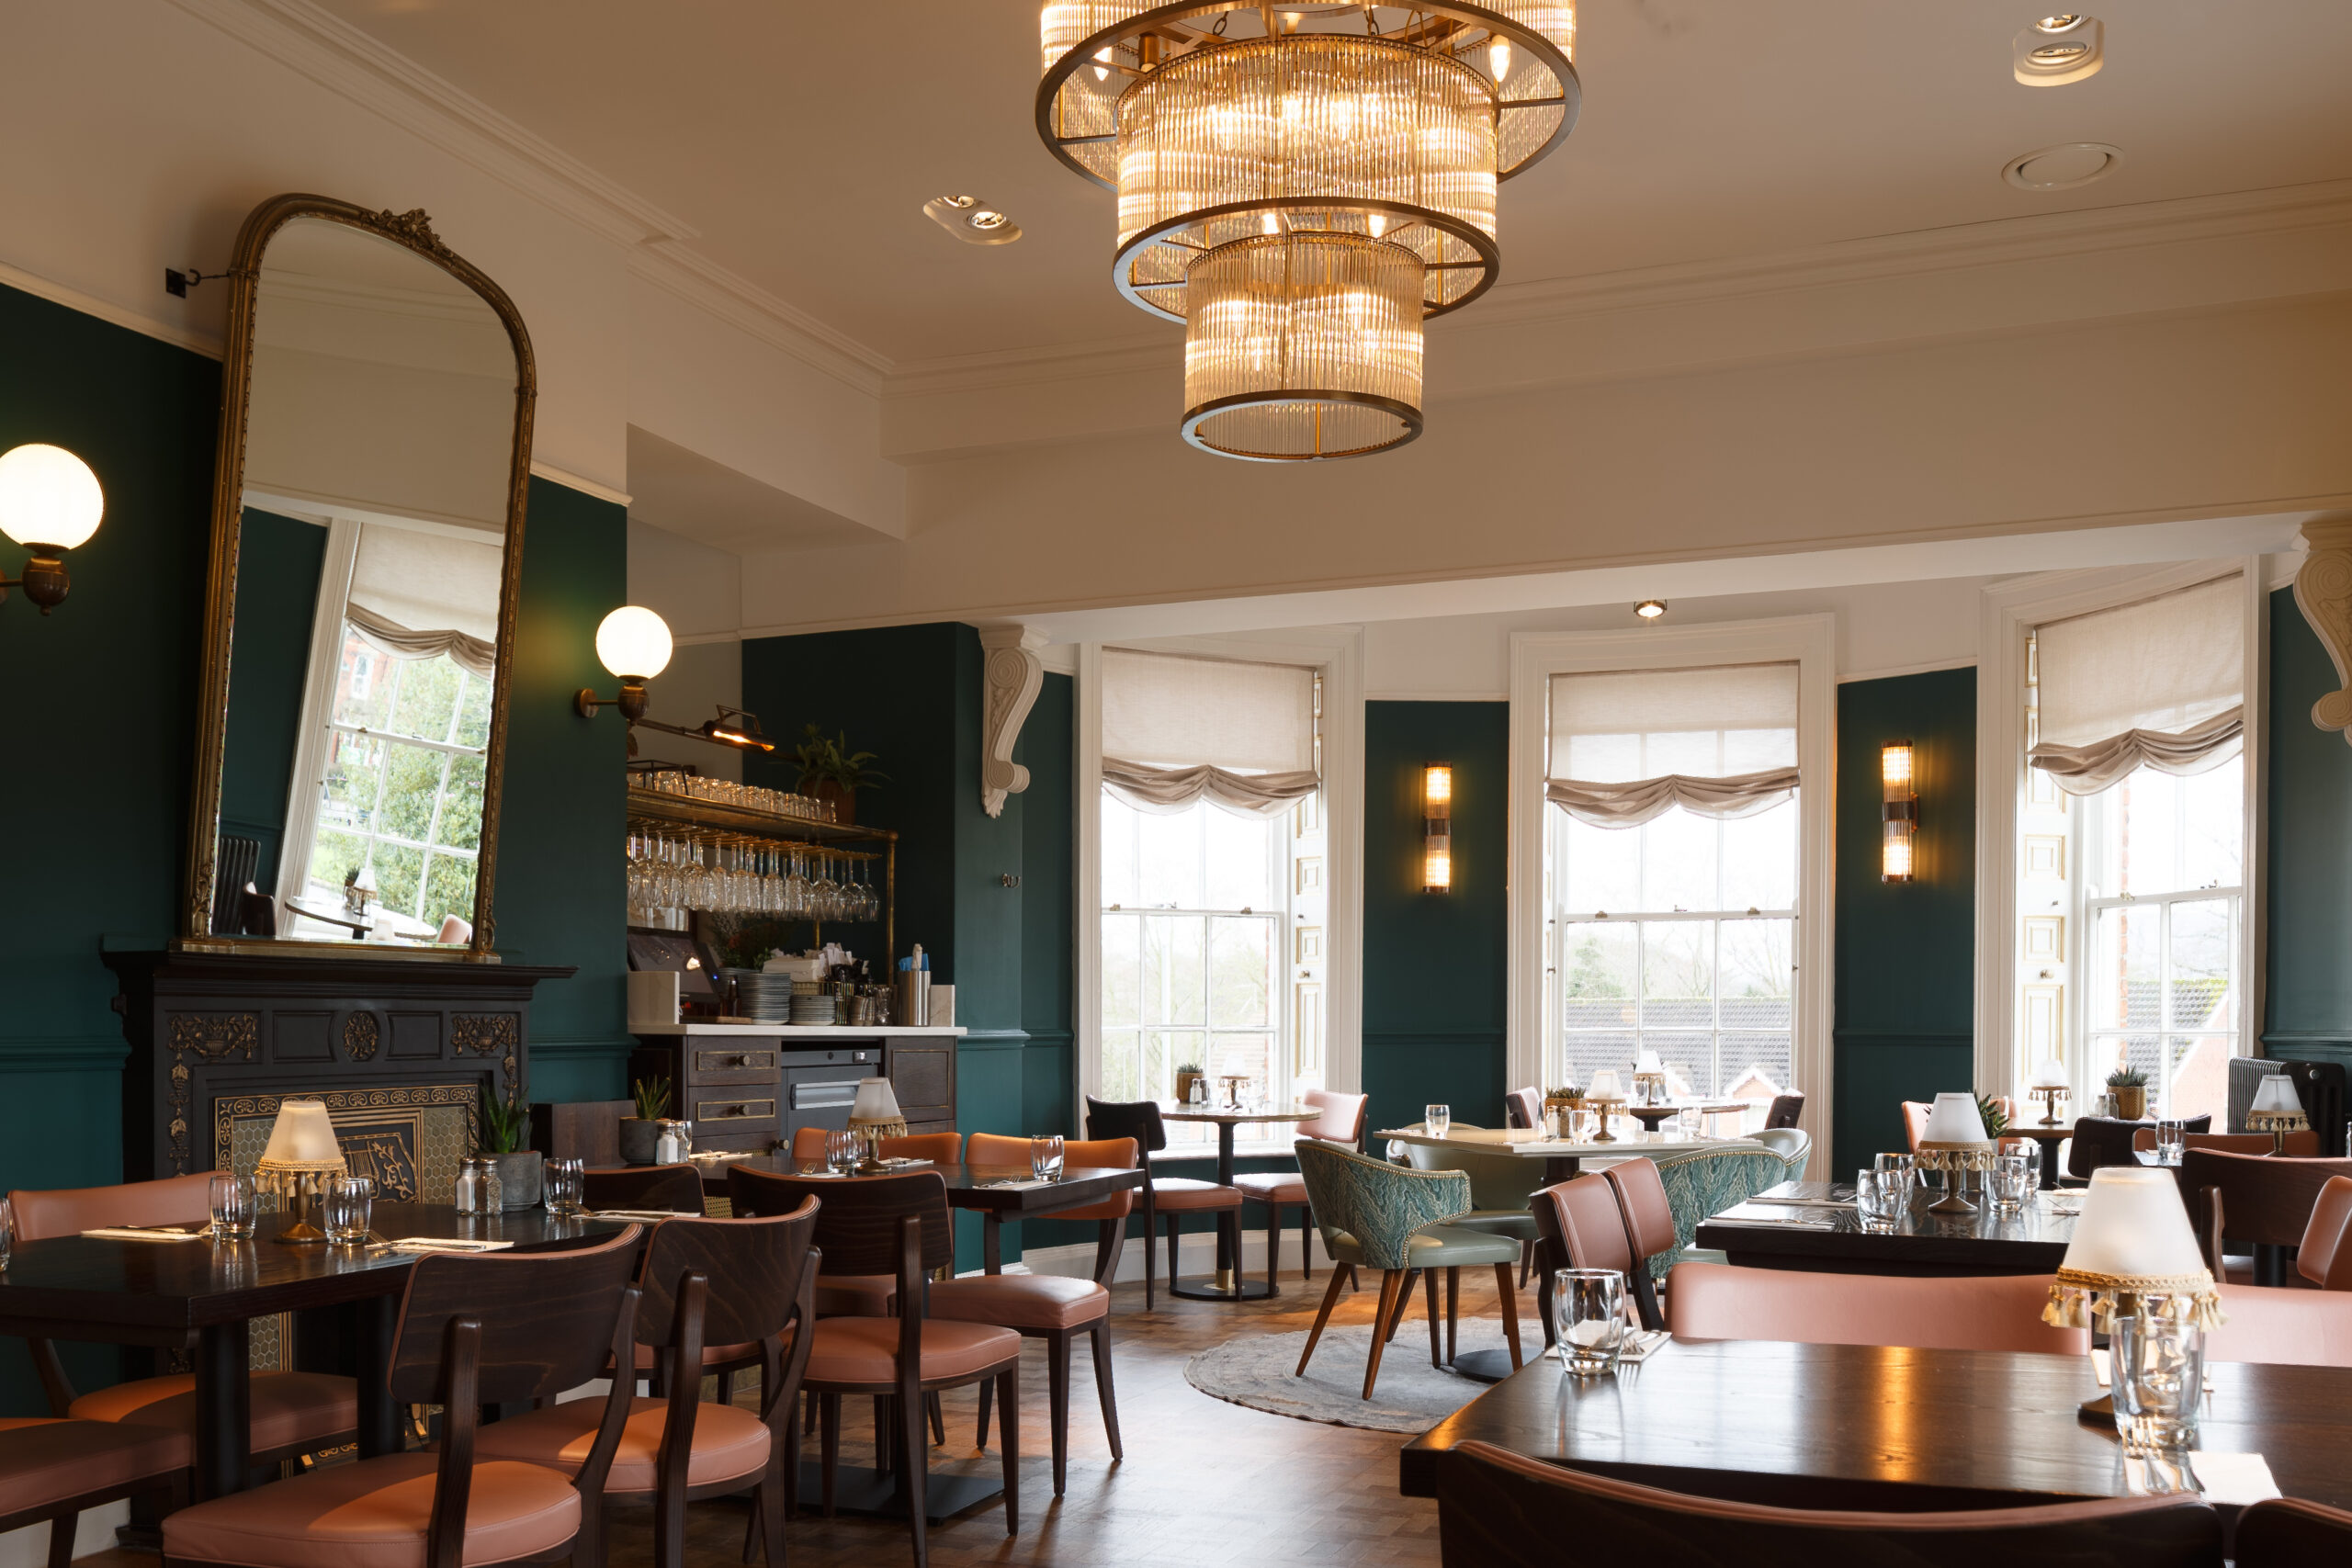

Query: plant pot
left=489, top=1150, right=542, bottom=1210
left=618, top=1118, right=662, bottom=1165
left=811, top=778, right=855, bottom=825
left=2111, top=1087, right=2147, bottom=1121
left=1174, top=1070, right=1204, bottom=1105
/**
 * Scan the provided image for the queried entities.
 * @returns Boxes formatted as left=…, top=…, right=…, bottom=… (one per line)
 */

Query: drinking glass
left=1873, top=1152, right=1917, bottom=1210
left=826, top=1128, right=861, bottom=1174
left=322, top=1175, right=374, bottom=1245
left=2110, top=1313, right=2205, bottom=1455
left=2154, top=1119, right=2188, bottom=1167
left=545, top=1157, right=584, bottom=1217
left=1989, top=1152, right=2035, bottom=1214
left=1855, top=1169, right=1901, bottom=1232
left=209, top=1171, right=257, bottom=1240
left=1426, top=1104, right=1452, bottom=1139
left=1553, top=1269, right=1628, bottom=1377
left=1030, top=1134, right=1066, bottom=1182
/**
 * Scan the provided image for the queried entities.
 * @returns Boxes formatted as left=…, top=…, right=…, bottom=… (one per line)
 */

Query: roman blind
left=2030, top=574, right=2244, bottom=794
left=345, top=521, right=503, bottom=680
left=1100, top=647, right=1319, bottom=816
left=1546, top=662, right=1800, bottom=828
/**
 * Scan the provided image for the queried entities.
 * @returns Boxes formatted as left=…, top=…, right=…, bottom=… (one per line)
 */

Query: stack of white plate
left=789, top=992, right=837, bottom=1026
left=733, top=973, right=795, bottom=1023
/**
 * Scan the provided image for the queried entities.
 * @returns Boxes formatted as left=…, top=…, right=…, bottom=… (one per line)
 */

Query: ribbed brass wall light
left=1037, top=4, right=1580, bottom=460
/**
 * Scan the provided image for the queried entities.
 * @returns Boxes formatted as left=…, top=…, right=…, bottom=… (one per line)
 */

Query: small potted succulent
left=2107, top=1065, right=2149, bottom=1122
left=1173, top=1063, right=1206, bottom=1106
left=479, top=1084, right=542, bottom=1211
left=620, top=1077, right=672, bottom=1165
left=1544, top=1084, right=1585, bottom=1114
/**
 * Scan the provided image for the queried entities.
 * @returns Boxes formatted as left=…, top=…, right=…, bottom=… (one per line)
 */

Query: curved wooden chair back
left=2186, top=1149, right=2352, bottom=1250
left=2068, top=1115, right=2198, bottom=1180
left=389, top=1227, right=643, bottom=1406
left=2132, top=1129, right=2317, bottom=1157
left=1503, top=1088, right=1543, bottom=1130
left=583, top=1163, right=706, bottom=1213
left=1436, top=1440, right=2223, bottom=1568
left=638, top=1201, right=820, bottom=1350
left=1765, top=1092, right=1805, bottom=1130
left=2236, top=1496, right=2352, bottom=1565
left=729, top=1166, right=953, bottom=1280
left=1084, top=1096, right=1170, bottom=1156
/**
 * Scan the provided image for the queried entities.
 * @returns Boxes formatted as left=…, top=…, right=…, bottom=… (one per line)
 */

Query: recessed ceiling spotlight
left=1634, top=599, right=1668, bottom=621
left=2014, top=14, right=2102, bottom=85
left=922, top=195, right=1023, bottom=246
left=2003, top=141, right=2121, bottom=191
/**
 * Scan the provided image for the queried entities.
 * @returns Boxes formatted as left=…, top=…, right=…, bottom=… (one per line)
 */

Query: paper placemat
left=2188, top=1452, right=2280, bottom=1506
left=80, top=1226, right=209, bottom=1243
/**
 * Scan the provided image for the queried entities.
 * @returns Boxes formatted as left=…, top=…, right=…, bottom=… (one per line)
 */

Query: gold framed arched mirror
left=182, top=194, right=536, bottom=957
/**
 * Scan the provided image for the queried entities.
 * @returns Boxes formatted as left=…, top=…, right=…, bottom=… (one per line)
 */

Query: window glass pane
left=332, top=633, right=396, bottom=731
left=2179, top=758, right=2244, bottom=889
left=1561, top=816, right=1640, bottom=913
left=1559, top=922, right=1638, bottom=1030
left=389, top=656, right=463, bottom=745
left=1209, top=1032, right=1272, bottom=1089
left=2167, top=1035, right=2230, bottom=1125
left=1643, top=730, right=1718, bottom=778
left=437, top=754, right=485, bottom=851
left=322, top=732, right=385, bottom=837
left=1719, top=919, right=1792, bottom=1031
left=452, top=672, right=492, bottom=750
left=1101, top=795, right=1136, bottom=908
left=2168, top=899, right=2233, bottom=1032
left=1721, top=1033, right=1792, bottom=1106
left=375, top=744, right=449, bottom=845
left=1204, top=807, right=1273, bottom=910
left=1136, top=807, right=1203, bottom=909
left=1720, top=802, right=1796, bottom=911
left=1645, top=1032, right=1712, bottom=1097
left=2092, top=907, right=2158, bottom=1032
left=1641, top=809, right=1718, bottom=912
left=2116, top=772, right=2180, bottom=896
left=422, top=852, right=478, bottom=928
left=1141, top=915, right=1204, bottom=1026
left=308, top=828, right=367, bottom=896
left=1101, top=913, right=1141, bottom=1026
left=1562, top=1032, right=1637, bottom=1091
left=1209, top=917, right=1272, bottom=1027
left=1642, top=921, right=1714, bottom=1030
left=1147, top=1031, right=1202, bottom=1102
left=1101, top=1031, right=1141, bottom=1102
left=372, top=841, right=424, bottom=918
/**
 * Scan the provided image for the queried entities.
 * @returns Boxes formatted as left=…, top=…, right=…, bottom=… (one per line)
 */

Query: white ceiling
left=313, top=1, right=2352, bottom=369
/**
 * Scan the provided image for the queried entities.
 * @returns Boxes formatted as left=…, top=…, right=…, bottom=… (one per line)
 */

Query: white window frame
left=1973, top=559, right=2267, bottom=1103
left=1077, top=630, right=1365, bottom=1156
left=1509, top=615, right=1836, bottom=1175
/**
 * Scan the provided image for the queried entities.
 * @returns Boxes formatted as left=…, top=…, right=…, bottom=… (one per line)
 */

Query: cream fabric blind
left=1546, top=663, right=1800, bottom=828
left=2030, top=575, right=2244, bottom=794
left=1100, top=648, right=1318, bottom=817
left=345, top=522, right=503, bottom=680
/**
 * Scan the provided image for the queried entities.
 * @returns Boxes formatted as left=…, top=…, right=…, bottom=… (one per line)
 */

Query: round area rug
left=1185, top=1318, right=1532, bottom=1435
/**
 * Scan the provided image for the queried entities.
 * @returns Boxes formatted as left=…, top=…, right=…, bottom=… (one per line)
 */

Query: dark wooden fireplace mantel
left=107, top=950, right=575, bottom=1184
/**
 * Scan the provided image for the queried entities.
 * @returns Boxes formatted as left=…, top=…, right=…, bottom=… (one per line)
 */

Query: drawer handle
left=699, top=1100, right=775, bottom=1122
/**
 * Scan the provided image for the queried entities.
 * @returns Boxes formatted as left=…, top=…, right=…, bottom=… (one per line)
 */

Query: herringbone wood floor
left=81, top=1266, right=1537, bottom=1567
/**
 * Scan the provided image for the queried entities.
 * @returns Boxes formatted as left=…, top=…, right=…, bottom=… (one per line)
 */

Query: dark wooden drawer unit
left=885, top=1035, right=956, bottom=1134
left=632, top=1032, right=957, bottom=1153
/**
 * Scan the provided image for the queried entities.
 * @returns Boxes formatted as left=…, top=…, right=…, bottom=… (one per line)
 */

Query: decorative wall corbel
left=2294, top=515, right=2352, bottom=748
left=980, top=625, right=1050, bottom=818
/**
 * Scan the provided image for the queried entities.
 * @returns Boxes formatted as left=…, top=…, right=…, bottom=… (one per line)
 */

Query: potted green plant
left=1173, top=1063, right=1205, bottom=1106
left=479, top=1084, right=541, bottom=1210
left=1544, top=1084, right=1585, bottom=1114
left=2107, top=1065, right=2149, bottom=1122
left=792, top=724, right=889, bottom=826
left=620, top=1077, right=671, bottom=1165
left=1973, top=1092, right=2012, bottom=1139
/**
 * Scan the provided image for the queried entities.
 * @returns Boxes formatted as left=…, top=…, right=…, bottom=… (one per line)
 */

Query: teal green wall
left=1832, top=667, right=1977, bottom=1174
left=219, top=507, right=325, bottom=893
left=1021, top=672, right=1077, bottom=1140
left=1362, top=701, right=1510, bottom=1134
left=2264, top=585, right=2352, bottom=1076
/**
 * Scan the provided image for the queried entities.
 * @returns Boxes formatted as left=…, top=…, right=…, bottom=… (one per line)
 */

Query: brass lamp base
left=1588, top=1099, right=1623, bottom=1144
left=275, top=1218, right=330, bottom=1246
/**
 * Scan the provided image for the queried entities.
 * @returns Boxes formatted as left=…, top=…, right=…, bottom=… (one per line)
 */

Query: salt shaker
left=653, top=1119, right=693, bottom=1164
left=456, top=1156, right=501, bottom=1216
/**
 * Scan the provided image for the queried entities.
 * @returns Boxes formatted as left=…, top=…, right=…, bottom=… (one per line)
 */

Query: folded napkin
left=2188, top=1452, right=2280, bottom=1506
left=686, top=1150, right=754, bottom=1164
left=374, top=1237, right=513, bottom=1254
left=1744, top=1195, right=1854, bottom=1208
left=877, top=1157, right=932, bottom=1169
left=585, top=1209, right=695, bottom=1222
left=1710, top=1216, right=1838, bottom=1231
left=979, top=1178, right=1057, bottom=1190
left=80, top=1225, right=209, bottom=1243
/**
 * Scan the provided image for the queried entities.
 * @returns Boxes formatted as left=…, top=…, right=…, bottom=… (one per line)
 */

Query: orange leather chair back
left=879, top=1131, right=964, bottom=1164
left=968, top=1133, right=1139, bottom=1222
left=1665, top=1263, right=2091, bottom=1355
left=1901, top=1101, right=1931, bottom=1154
left=2299, top=1175, right=2352, bottom=1290
left=2207, top=1283, right=2352, bottom=1365
left=10, top=1173, right=214, bottom=1242
left=1600, top=1160, right=1680, bottom=1260
left=1298, top=1089, right=1369, bottom=1147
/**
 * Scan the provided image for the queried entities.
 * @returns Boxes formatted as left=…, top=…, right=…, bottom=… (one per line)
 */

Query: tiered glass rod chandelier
left=1038, top=4, right=1579, bottom=460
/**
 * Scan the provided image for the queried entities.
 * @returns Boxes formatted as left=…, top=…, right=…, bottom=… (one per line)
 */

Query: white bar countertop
left=630, top=1021, right=968, bottom=1038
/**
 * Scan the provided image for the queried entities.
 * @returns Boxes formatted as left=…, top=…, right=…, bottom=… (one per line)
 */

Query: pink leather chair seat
left=1666, top=1264, right=2092, bottom=1355
left=161, top=1453, right=578, bottom=1568
left=0, top=1417, right=187, bottom=1516
left=1150, top=1177, right=1243, bottom=1212
left=1232, top=1172, right=1307, bottom=1204
left=470, top=1394, right=771, bottom=1492
left=804, top=1317, right=1019, bottom=1383
left=2206, top=1284, right=2352, bottom=1366
left=71, top=1371, right=358, bottom=1453
left=928, top=1274, right=1109, bottom=1332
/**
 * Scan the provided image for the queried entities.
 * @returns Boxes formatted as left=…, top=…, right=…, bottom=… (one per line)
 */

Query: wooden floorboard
left=77, top=1265, right=1534, bottom=1565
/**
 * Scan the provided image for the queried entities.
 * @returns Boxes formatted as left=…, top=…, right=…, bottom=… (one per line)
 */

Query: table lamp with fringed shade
left=1586, top=1069, right=1623, bottom=1145
left=2043, top=1165, right=2224, bottom=1420
left=2028, top=1056, right=2072, bottom=1126
left=1917, top=1092, right=1995, bottom=1215
left=848, top=1078, right=906, bottom=1174
left=1632, top=1049, right=1667, bottom=1106
left=2247, top=1073, right=2309, bottom=1156
left=255, top=1098, right=346, bottom=1245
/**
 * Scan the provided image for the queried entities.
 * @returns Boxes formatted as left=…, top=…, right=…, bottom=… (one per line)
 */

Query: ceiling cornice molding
left=625, top=243, right=891, bottom=397
left=884, top=178, right=2352, bottom=400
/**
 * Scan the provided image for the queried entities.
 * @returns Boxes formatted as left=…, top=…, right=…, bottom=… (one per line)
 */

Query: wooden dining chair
left=1397, top=1137, right=1544, bottom=1288
left=582, top=1163, right=707, bottom=1214
left=159, top=1229, right=646, bottom=1568
left=2065, top=1115, right=2211, bottom=1184
left=1531, top=1175, right=1662, bottom=1341
left=2236, top=1496, right=2352, bottom=1563
left=786, top=1128, right=963, bottom=1165
left=2134, top=1128, right=2321, bottom=1157
left=2205, top=1285, right=2352, bottom=1366
left=2186, top=1149, right=2352, bottom=1286
left=728, top=1166, right=1021, bottom=1568
left=0, top=1417, right=187, bottom=1568
left=2296, top=1175, right=2352, bottom=1290
left=7, top=1175, right=360, bottom=1472
left=1084, top=1096, right=1243, bottom=1309
left=469, top=1204, right=820, bottom=1568
left=1667, top=1264, right=2090, bottom=1354
left=1436, top=1440, right=2225, bottom=1568
left=1231, top=1089, right=1371, bottom=1286
left=1502, top=1087, right=1544, bottom=1129
left=1764, top=1091, right=1806, bottom=1129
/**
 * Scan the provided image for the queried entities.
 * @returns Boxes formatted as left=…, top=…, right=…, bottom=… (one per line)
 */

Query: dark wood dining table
left=0, top=1203, right=633, bottom=1500
left=1401, top=1338, right=2352, bottom=1520
left=1693, top=1179, right=2076, bottom=1276
left=691, top=1156, right=1144, bottom=1274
